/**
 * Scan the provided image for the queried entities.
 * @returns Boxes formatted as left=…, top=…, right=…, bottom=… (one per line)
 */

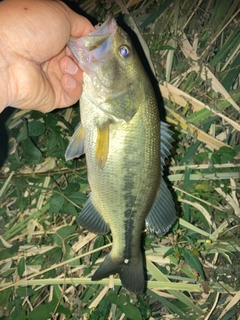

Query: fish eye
left=119, top=45, right=130, bottom=58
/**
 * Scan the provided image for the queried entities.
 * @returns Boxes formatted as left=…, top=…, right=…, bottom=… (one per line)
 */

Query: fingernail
left=65, top=75, right=76, bottom=89
left=65, top=59, right=78, bottom=75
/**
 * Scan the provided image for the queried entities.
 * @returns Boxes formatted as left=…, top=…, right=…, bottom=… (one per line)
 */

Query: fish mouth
left=90, top=14, right=117, bottom=36
left=81, top=14, right=117, bottom=51
left=68, top=14, right=117, bottom=65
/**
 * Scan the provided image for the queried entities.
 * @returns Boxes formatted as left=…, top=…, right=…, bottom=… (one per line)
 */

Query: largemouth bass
left=65, top=15, right=176, bottom=294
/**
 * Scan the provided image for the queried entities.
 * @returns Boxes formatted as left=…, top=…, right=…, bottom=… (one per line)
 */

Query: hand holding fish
left=0, top=0, right=94, bottom=113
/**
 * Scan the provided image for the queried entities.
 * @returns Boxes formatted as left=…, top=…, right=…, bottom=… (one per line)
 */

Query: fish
left=65, top=15, right=176, bottom=294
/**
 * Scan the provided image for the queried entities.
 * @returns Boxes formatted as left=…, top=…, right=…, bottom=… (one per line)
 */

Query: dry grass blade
left=204, top=292, right=220, bottom=320
left=89, top=286, right=110, bottom=309
left=218, top=291, right=240, bottom=319
left=0, top=171, right=14, bottom=198
left=179, top=199, right=216, bottom=229
left=147, top=259, right=204, bottom=315
left=179, top=32, right=240, bottom=112
left=0, top=242, right=112, bottom=292
left=160, top=82, right=240, bottom=131
left=215, top=187, right=240, bottom=218
left=166, top=106, right=230, bottom=150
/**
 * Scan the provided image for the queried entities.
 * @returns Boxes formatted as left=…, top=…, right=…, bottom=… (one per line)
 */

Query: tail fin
left=92, top=252, right=145, bottom=294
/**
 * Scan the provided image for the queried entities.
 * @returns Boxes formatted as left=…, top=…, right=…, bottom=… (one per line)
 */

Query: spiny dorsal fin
left=160, top=121, right=174, bottom=172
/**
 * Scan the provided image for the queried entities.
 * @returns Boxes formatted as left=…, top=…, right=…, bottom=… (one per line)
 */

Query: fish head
left=68, top=15, right=144, bottom=121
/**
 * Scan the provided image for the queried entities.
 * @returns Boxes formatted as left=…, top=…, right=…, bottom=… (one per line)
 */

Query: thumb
left=65, top=6, right=95, bottom=38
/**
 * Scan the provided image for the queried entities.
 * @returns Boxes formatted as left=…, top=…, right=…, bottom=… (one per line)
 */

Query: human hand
left=0, top=0, right=94, bottom=113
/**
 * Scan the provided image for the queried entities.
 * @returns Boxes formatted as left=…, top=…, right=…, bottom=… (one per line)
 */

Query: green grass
left=0, top=0, right=239, bottom=319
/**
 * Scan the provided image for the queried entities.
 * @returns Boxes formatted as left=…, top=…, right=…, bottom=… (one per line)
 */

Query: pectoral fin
left=95, top=122, right=110, bottom=169
left=145, top=179, right=176, bottom=237
left=65, top=123, right=85, bottom=161
left=78, top=196, right=110, bottom=234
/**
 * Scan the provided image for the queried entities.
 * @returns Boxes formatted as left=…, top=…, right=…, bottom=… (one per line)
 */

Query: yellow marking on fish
left=95, top=122, right=110, bottom=169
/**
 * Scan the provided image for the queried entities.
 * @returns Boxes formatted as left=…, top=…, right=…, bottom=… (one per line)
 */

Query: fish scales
left=65, top=15, right=176, bottom=293
left=81, top=79, right=160, bottom=259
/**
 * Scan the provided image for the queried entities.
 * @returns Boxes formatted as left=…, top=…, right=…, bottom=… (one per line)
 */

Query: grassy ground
left=0, top=0, right=239, bottom=319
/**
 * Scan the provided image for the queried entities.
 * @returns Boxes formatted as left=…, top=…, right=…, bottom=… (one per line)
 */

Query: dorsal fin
left=160, top=121, right=174, bottom=171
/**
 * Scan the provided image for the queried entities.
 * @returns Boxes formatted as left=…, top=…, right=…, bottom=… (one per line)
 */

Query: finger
left=60, top=74, right=82, bottom=108
left=66, top=8, right=95, bottom=37
left=59, top=56, right=82, bottom=83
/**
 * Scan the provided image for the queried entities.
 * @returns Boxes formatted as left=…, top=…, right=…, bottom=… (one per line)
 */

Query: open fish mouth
left=68, top=14, right=117, bottom=66
left=81, top=14, right=117, bottom=51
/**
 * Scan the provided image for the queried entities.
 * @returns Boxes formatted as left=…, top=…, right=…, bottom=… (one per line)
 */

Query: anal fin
left=95, top=121, right=110, bottom=169
left=78, top=196, right=110, bottom=235
left=145, top=179, right=176, bottom=237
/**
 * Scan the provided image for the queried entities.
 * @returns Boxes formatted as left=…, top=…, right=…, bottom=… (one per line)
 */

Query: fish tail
left=92, top=252, right=145, bottom=294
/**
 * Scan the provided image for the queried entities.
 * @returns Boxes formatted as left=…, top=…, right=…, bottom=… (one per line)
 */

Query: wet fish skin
left=65, top=15, right=176, bottom=294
